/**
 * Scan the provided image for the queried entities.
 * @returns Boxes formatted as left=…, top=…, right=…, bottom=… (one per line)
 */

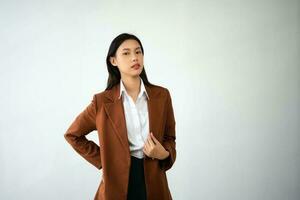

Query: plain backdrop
left=0, top=0, right=299, bottom=199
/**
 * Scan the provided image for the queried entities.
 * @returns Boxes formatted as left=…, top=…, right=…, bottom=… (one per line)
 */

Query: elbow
left=64, top=132, right=72, bottom=143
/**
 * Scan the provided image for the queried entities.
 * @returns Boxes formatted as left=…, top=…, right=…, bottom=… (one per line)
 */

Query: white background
left=0, top=0, right=299, bottom=199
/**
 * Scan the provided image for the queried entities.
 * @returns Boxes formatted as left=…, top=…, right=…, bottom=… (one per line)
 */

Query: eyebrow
left=122, top=47, right=141, bottom=51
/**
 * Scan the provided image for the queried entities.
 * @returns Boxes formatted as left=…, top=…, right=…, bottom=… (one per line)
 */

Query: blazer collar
left=104, top=81, right=156, bottom=103
left=103, top=81, right=164, bottom=157
left=118, top=77, right=150, bottom=100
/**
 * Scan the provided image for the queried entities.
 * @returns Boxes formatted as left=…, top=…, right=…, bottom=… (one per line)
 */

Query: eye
left=136, top=51, right=142, bottom=54
left=123, top=52, right=129, bottom=55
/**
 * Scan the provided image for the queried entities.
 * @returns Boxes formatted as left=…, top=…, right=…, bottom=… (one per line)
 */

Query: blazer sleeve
left=64, top=94, right=102, bottom=170
left=159, top=89, right=176, bottom=171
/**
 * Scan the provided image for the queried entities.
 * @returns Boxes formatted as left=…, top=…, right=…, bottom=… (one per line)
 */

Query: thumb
left=150, top=132, right=159, bottom=143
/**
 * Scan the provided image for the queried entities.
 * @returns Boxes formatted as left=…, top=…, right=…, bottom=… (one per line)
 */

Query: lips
left=131, top=63, right=140, bottom=69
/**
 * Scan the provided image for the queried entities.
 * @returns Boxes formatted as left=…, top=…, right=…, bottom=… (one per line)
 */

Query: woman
left=64, top=33, right=176, bottom=200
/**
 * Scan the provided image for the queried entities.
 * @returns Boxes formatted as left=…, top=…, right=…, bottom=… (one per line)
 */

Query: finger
left=146, top=136, right=154, bottom=147
left=147, top=136, right=155, bottom=147
left=147, top=132, right=155, bottom=143
left=144, top=142, right=148, bottom=150
left=145, top=141, right=152, bottom=151
left=146, top=139, right=155, bottom=154
left=144, top=145, right=152, bottom=157
left=143, top=145, right=148, bottom=154
left=150, top=132, right=158, bottom=144
left=143, top=148, right=148, bottom=156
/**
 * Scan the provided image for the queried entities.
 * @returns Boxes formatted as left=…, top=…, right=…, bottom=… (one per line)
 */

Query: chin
left=132, top=71, right=142, bottom=77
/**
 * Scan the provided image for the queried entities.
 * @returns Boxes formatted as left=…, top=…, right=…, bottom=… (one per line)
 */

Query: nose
left=131, top=54, right=138, bottom=62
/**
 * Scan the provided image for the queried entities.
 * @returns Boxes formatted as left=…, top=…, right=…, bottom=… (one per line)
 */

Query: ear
left=110, top=57, right=117, bottom=67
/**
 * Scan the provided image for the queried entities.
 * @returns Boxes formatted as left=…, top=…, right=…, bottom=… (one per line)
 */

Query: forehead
left=118, top=39, right=141, bottom=51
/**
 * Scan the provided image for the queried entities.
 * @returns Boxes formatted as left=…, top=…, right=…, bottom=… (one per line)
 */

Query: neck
left=121, top=76, right=141, bottom=94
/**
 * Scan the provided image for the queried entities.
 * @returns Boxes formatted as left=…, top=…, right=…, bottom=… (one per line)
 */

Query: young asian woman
left=64, top=33, right=176, bottom=200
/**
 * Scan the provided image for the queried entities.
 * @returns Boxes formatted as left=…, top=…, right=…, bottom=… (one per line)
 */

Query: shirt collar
left=118, top=77, right=149, bottom=100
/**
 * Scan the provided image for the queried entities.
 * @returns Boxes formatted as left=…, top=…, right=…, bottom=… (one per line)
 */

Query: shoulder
left=94, top=89, right=111, bottom=98
left=148, top=83, right=168, bottom=91
left=93, top=89, right=111, bottom=104
left=149, top=83, right=172, bottom=98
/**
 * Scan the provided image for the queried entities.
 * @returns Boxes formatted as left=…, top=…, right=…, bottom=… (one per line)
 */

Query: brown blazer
left=64, top=82, right=176, bottom=200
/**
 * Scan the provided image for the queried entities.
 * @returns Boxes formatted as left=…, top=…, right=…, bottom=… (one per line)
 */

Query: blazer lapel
left=103, top=82, right=164, bottom=154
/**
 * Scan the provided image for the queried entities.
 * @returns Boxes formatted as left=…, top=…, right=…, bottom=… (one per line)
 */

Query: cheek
left=139, top=56, right=144, bottom=62
left=117, top=63, right=130, bottom=72
left=121, top=58, right=132, bottom=66
left=117, top=65, right=126, bottom=72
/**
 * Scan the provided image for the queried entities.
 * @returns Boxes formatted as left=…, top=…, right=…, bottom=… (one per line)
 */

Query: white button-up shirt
left=118, top=78, right=150, bottom=159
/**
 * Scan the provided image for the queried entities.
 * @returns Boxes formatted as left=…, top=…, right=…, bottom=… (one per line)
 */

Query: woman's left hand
left=143, top=132, right=170, bottom=160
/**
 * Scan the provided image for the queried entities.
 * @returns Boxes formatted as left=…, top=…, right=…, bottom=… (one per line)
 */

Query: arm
left=64, top=94, right=102, bottom=170
left=159, top=89, right=176, bottom=171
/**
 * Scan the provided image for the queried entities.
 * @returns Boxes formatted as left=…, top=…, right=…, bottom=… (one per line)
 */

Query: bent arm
left=64, top=94, right=102, bottom=170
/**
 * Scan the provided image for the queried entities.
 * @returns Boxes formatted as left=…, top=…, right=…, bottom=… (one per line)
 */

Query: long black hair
left=105, top=33, right=153, bottom=90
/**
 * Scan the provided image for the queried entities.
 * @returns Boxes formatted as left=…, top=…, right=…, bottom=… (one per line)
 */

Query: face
left=110, top=39, right=144, bottom=79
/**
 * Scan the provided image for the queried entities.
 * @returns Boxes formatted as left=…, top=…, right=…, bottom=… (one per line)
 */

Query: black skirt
left=127, top=155, right=147, bottom=200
